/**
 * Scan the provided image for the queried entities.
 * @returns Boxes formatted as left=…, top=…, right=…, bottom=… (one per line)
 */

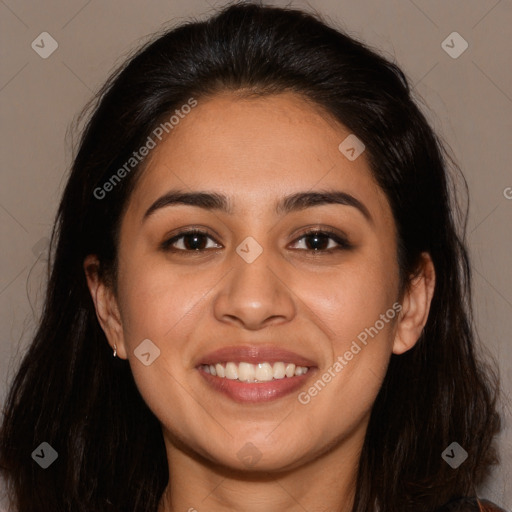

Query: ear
left=83, top=255, right=127, bottom=359
left=393, top=252, right=436, bottom=355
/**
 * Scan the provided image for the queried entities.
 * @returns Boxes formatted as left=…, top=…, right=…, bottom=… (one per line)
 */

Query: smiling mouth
left=199, top=361, right=310, bottom=383
left=196, top=345, right=317, bottom=402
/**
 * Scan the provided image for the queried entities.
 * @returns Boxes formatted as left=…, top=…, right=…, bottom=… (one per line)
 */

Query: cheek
left=298, top=295, right=398, bottom=447
left=295, top=245, right=399, bottom=406
left=116, top=259, right=209, bottom=349
left=299, top=249, right=399, bottom=344
left=115, top=262, right=209, bottom=440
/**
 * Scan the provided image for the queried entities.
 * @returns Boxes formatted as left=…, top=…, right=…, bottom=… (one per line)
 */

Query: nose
left=213, top=244, right=296, bottom=330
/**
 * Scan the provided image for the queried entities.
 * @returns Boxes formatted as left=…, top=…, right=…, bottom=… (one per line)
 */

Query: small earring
left=113, top=344, right=117, bottom=358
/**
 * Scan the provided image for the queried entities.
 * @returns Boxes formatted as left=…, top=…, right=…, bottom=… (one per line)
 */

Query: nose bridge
left=213, top=233, right=296, bottom=328
left=234, top=238, right=276, bottom=294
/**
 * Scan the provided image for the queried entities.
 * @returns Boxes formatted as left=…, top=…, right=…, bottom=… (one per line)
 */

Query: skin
left=85, top=91, right=435, bottom=512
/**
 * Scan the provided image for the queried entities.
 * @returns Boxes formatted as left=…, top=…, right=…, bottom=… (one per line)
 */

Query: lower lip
left=197, top=367, right=316, bottom=403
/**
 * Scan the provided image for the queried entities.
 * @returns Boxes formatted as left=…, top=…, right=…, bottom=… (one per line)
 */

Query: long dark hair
left=0, top=2, right=501, bottom=511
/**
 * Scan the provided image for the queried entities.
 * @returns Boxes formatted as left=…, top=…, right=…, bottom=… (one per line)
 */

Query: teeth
left=201, top=362, right=310, bottom=382
left=215, top=363, right=225, bottom=378
left=225, top=362, right=238, bottom=380
left=285, top=363, right=295, bottom=378
left=255, top=362, right=273, bottom=382
left=273, top=362, right=285, bottom=379
left=238, top=362, right=255, bottom=382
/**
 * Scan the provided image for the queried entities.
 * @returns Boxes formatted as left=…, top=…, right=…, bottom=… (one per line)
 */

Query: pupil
left=186, top=234, right=204, bottom=250
left=308, top=233, right=327, bottom=251
left=182, top=233, right=329, bottom=251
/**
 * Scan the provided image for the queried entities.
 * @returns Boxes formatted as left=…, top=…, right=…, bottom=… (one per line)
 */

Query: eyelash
left=160, top=228, right=352, bottom=254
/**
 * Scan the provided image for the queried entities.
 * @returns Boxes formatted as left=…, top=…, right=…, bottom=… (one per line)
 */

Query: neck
left=157, top=428, right=363, bottom=512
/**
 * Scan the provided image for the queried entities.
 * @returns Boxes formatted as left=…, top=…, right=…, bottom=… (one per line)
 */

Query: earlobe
left=392, top=253, right=436, bottom=355
left=83, top=255, right=127, bottom=359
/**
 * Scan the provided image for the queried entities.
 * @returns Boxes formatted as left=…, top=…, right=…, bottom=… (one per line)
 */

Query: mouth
left=196, top=346, right=317, bottom=403
left=199, top=361, right=310, bottom=382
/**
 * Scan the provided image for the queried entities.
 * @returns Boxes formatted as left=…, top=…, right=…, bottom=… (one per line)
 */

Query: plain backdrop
left=1, top=0, right=511, bottom=509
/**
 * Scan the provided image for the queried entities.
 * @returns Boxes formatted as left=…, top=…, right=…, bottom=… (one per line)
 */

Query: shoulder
left=434, top=497, right=508, bottom=512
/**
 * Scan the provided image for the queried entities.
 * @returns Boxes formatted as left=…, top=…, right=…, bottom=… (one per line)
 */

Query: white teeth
left=225, top=362, right=238, bottom=380
left=254, top=362, right=273, bottom=382
left=201, top=361, right=310, bottom=382
left=215, top=363, right=225, bottom=378
left=272, top=362, right=286, bottom=379
left=238, top=362, right=255, bottom=382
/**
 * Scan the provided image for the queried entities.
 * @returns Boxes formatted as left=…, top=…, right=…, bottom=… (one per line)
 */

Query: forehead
left=125, top=91, right=391, bottom=222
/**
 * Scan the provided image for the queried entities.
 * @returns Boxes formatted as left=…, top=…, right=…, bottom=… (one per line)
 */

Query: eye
left=161, top=229, right=221, bottom=252
left=290, top=229, right=352, bottom=252
left=160, top=228, right=352, bottom=253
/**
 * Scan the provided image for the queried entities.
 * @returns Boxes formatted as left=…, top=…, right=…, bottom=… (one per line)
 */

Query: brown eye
left=290, top=230, right=352, bottom=252
left=161, top=230, right=221, bottom=252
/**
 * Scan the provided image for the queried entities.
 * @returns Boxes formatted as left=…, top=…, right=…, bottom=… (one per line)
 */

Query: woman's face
left=92, top=91, right=421, bottom=473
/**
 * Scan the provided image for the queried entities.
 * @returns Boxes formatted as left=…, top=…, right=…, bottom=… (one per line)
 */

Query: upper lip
left=196, top=345, right=317, bottom=367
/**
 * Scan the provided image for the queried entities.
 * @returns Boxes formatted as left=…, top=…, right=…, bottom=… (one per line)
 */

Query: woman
left=0, top=2, right=505, bottom=511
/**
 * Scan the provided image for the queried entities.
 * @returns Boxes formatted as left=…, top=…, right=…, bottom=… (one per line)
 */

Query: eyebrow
left=142, top=189, right=373, bottom=223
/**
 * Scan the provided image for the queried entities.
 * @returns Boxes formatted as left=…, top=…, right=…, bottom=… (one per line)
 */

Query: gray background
left=1, top=0, right=510, bottom=509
